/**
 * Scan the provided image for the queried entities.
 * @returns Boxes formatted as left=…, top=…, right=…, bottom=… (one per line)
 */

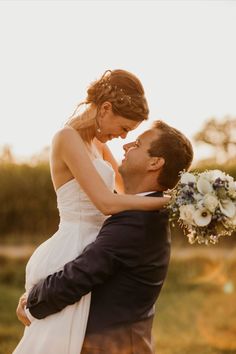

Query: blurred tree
left=0, top=145, right=15, bottom=164
left=30, top=146, right=50, bottom=165
left=194, top=116, right=236, bottom=163
left=0, top=162, right=58, bottom=241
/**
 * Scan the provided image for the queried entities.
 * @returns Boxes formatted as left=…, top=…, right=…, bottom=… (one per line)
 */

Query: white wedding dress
left=13, top=157, right=115, bottom=354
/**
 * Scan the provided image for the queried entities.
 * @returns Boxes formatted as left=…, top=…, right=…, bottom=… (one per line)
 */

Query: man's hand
left=16, top=293, right=31, bottom=326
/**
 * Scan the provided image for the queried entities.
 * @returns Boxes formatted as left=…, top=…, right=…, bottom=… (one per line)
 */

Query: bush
left=0, top=163, right=59, bottom=241
left=0, top=160, right=236, bottom=246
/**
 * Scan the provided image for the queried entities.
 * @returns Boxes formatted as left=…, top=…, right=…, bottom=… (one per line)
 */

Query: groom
left=18, top=120, right=193, bottom=353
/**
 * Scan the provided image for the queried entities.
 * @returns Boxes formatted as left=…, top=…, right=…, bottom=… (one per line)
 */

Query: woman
left=13, top=69, right=168, bottom=353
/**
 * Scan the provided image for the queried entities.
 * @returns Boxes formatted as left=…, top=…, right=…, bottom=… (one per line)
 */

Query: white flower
left=197, top=176, right=213, bottom=195
left=180, top=172, right=196, bottom=185
left=179, top=205, right=195, bottom=225
left=195, top=193, right=203, bottom=202
left=198, top=170, right=216, bottom=182
left=203, top=169, right=226, bottom=183
left=225, top=174, right=234, bottom=183
left=203, top=194, right=218, bottom=212
left=228, top=180, right=236, bottom=192
left=197, top=199, right=204, bottom=209
left=193, top=208, right=212, bottom=226
left=219, top=199, right=236, bottom=218
left=210, top=170, right=226, bottom=181
left=195, top=171, right=209, bottom=182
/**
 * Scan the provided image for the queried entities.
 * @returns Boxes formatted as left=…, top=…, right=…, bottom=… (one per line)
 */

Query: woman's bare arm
left=58, top=128, right=169, bottom=215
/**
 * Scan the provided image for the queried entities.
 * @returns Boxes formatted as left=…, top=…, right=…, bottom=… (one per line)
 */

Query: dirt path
left=171, top=247, right=236, bottom=260
left=0, top=244, right=235, bottom=260
left=0, top=245, right=35, bottom=258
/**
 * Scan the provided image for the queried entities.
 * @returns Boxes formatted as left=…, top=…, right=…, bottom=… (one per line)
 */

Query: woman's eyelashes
left=123, top=127, right=129, bottom=133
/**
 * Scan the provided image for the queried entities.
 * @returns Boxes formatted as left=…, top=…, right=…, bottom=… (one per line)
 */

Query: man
left=17, top=120, right=193, bottom=353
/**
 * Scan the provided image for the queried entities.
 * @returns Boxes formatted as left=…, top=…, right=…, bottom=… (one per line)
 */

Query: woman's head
left=68, top=69, right=149, bottom=143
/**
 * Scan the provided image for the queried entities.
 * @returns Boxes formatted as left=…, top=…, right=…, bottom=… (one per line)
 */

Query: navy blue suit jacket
left=27, top=192, right=171, bottom=334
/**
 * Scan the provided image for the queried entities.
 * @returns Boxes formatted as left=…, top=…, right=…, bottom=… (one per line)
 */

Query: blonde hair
left=67, top=69, right=149, bottom=143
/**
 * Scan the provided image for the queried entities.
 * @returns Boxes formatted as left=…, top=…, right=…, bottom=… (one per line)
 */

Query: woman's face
left=95, top=102, right=142, bottom=143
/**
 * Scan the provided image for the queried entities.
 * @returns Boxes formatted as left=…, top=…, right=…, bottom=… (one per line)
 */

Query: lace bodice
left=56, top=158, right=115, bottom=225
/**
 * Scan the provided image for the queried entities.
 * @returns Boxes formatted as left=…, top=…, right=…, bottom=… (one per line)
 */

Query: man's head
left=119, top=120, right=193, bottom=193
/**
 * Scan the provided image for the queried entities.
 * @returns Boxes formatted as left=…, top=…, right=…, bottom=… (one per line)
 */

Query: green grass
left=0, top=285, right=23, bottom=353
left=0, top=255, right=236, bottom=354
left=154, top=257, right=236, bottom=353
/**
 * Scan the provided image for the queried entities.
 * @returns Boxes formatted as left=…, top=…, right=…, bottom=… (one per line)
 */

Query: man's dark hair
left=148, top=120, right=193, bottom=189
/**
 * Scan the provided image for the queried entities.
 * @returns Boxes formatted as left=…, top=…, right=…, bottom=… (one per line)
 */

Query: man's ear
left=148, top=157, right=165, bottom=171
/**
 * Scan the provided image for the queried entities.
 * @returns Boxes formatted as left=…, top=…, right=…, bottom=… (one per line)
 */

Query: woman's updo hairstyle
left=86, top=69, right=149, bottom=122
left=67, top=69, right=149, bottom=143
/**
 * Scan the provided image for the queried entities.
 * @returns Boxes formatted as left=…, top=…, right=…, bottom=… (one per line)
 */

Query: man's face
left=119, top=129, right=159, bottom=177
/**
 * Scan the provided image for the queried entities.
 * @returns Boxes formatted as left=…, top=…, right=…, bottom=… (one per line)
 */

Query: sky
left=0, top=0, right=236, bottom=163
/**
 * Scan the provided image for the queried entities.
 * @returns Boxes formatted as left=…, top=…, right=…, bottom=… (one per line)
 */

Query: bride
left=13, top=69, right=168, bottom=353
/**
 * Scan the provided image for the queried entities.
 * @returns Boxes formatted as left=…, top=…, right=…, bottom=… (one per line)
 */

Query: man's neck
left=123, top=181, right=162, bottom=195
left=124, top=187, right=154, bottom=195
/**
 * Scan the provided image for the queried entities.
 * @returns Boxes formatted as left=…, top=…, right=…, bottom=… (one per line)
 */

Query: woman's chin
left=97, top=135, right=111, bottom=143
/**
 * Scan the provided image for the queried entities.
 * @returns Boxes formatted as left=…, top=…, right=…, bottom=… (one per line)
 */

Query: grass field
left=0, top=252, right=236, bottom=354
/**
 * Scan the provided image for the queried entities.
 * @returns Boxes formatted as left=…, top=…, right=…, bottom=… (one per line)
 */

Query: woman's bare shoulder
left=52, top=126, right=81, bottom=145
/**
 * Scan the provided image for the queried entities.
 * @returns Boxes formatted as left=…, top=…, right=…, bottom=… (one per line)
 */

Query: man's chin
left=118, top=164, right=124, bottom=175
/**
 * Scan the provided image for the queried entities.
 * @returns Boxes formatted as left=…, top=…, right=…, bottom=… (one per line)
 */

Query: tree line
left=1, top=116, right=236, bottom=244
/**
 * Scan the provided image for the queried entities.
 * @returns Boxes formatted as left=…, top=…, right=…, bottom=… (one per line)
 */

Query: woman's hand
left=16, top=293, right=31, bottom=326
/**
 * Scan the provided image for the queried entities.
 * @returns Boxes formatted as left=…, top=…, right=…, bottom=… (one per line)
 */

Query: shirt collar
left=135, top=191, right=157, bottom=196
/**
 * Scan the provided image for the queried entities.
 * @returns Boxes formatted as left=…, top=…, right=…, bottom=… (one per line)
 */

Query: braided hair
left=86, top=69, right=149, bottom=121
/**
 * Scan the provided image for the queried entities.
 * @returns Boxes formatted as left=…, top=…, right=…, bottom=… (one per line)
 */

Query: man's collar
left=135, top=191, right=156, bottom=196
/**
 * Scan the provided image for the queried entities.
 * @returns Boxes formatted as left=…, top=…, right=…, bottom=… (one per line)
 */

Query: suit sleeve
left=27, top=212, right=144, bottom=319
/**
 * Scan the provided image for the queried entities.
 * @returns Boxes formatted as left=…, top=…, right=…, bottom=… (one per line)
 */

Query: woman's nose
left=120, top=132, right=128, bottom=139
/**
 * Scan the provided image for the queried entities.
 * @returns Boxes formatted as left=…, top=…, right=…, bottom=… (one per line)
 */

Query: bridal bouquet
left=168, top=170, right=236, bottom=245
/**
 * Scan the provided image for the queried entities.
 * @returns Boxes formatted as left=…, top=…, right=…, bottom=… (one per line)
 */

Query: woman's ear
left=148, top=157, right=165, bottom=171
left=100, top=101, right=112, bottom=117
